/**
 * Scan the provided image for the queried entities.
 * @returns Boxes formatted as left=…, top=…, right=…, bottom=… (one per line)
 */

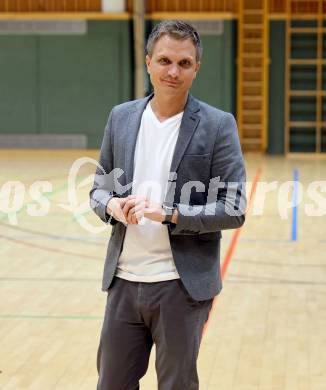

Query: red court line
left=202, top=168, right=262, bottom=335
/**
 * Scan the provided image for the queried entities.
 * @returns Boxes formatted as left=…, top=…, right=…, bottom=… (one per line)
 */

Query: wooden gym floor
left=0, top=150, right=325, bottom=390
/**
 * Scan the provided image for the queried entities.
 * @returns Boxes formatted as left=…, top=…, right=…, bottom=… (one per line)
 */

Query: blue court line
left=292, top=169, right=299, bottom=241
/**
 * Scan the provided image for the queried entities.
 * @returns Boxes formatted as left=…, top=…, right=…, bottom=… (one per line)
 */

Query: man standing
left=90, top=20, right=246, bottom=390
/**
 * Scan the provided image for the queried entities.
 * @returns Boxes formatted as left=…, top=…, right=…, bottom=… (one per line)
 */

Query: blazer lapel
left=169, top=93, right=200, bottom=174
left=164, top=94, right=200, bottom=206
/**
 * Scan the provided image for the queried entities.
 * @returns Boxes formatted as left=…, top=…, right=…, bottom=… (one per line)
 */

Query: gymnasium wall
left=0, top=19, right=236, bottom=149
left=190, top=20, right=237, bottom=115
left=0, top=21, right=132, bottom=149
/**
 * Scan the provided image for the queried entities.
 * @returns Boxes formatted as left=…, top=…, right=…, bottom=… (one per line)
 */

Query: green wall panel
left=191, top=21, right=236, bottom=114
left=268, top=21, right=285, bottom=154
left=0, top=21, right=132, bottom=148
left=1, top=20, right=236, bottom=148
left=39, top=21, right=132, bottom=148
left=0, top=37, right=37, bottom=133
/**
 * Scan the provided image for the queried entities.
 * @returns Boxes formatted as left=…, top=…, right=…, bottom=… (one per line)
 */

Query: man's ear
left=195, top=61, right=201, bottom=75
left=145, top=54, right=151, bottom=73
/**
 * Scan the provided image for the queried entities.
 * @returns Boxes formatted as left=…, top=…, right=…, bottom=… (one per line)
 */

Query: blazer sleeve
left=170, top=112, right=247, bottom=235
left=89, top=108, right=119, bottom=225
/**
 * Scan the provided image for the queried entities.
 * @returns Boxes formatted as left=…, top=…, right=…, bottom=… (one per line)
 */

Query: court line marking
left=0, top=234, right=106, bottom=242
left=0, top=174, right=88, bottom=223
left=0, top=314, right=102, bottom=320
left=0, top=277, right=101, bottom=282
left=0, top=180, right=69, bottom=223
left=0, top=174, right=106, bottom=259
left=239, top=238, right=290, bottom=243
left=202, top=167, right=261, bottom=336
left=0, top=221, right=105, bottom=246
left=1, top=169, right=262, bottom=322
left=0, top=234, right=100, bottom=261
left=226, top=274, right=326, bottom=286
left=231, top=258, right=326, bottom=268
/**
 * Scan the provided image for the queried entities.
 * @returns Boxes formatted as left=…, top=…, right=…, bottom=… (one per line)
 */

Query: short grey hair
left=146, top=20, right=203, bottom=62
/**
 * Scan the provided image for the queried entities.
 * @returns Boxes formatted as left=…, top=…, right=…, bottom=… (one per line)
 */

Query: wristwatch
left=162, top=203, right=176, bottom=225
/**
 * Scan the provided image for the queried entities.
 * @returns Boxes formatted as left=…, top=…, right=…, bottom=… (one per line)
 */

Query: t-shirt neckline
left=147, top=102, right=184, bottom=127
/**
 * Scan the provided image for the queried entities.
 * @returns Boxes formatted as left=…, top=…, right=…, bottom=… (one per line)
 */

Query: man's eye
left=180, top=60, right=191, bottom=67
left=159, top=58, right=169, bottom=64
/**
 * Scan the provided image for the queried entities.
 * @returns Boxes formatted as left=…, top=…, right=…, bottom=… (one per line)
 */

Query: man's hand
left=107, top=196, right=178, bottom=225
left=144, top=201, right=179, bottom=224
left=144, top=202, right=165, bottom=222
left=123, top=195, right=148, bottom=225
left=143, top=201, right=165, bottom=223
left=106, top=197, right=128, bottom=225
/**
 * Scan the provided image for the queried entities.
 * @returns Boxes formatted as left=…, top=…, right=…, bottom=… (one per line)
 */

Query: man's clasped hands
left=107, top=195, right=167, bottom=225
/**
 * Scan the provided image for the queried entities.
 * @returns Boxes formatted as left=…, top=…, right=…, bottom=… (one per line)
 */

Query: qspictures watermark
left=0, top=157, right=325, bottom=233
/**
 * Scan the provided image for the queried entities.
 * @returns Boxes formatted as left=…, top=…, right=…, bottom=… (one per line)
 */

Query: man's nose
left=168, top=64, right=179, bottom=78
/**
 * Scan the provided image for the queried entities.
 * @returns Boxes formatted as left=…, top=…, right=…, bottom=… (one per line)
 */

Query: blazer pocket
left=179, top=153, right=211, bottom=182
left=182, top=153, right=210, bottom=158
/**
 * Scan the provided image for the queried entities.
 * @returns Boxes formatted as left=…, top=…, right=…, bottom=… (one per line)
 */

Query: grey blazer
left=90, top=93, right=246, bottom=301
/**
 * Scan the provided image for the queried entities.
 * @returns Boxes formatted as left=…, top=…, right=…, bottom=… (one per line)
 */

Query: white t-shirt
left=115, top=101, right=183, bottom=282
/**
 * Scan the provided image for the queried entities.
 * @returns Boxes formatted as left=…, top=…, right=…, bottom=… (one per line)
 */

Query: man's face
left=145, top=34, right=200, bottom=97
